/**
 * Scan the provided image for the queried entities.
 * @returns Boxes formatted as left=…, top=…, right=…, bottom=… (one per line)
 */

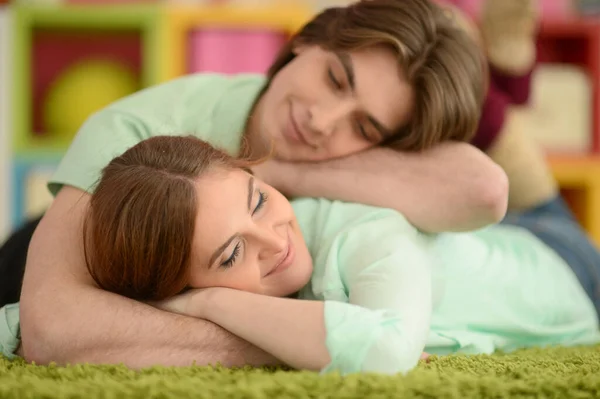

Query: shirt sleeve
left=0, top=303, right=21, bottom=359
left=48, top=109, right=151, bottom=196
left=320, top=212, right=433, bottom=375
left=47, top=74, right=208, bottom=197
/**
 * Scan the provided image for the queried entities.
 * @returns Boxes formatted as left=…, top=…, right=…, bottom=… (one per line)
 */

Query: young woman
left=71, top=135, right=599, bottom=376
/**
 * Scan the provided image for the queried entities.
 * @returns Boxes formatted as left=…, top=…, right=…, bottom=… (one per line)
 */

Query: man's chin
left=270, top=143, right=299, bottom=162
left=272, top=143, right=319, bottom=163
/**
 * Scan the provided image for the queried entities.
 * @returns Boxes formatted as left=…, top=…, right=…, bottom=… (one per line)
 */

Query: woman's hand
left=148, top=288, right=214, bottom=318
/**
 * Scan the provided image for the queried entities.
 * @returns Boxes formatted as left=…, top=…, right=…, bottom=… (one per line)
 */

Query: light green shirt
left=292, top=198, right=600, bottom=376
left=0, top=304, right=19, bottom=359
left=48, top=73, right=266, bottom=195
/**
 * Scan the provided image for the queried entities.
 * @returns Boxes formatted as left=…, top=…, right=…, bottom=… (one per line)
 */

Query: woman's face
left=187, top=168, right=313, bottom=297
left=249, top=44, right=414, bottom=162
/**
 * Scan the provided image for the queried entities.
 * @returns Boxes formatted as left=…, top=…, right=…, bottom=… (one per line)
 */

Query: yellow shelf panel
left=549, top=156, right=600, bottom=187
left=549, top=156, right=600, bottom=246
left=159, top=4, right=313, bottom=81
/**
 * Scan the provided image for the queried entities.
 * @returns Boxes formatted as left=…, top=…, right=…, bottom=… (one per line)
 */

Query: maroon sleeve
left=489, top=64, right=534, bottom=106
left=470, top=80, right=509, bottom=151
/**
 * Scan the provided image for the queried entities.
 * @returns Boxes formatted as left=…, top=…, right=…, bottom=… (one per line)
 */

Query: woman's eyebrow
left=247, top=176, right=254, bottom=211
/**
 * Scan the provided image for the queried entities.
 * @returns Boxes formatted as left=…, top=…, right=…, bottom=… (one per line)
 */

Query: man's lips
left=286, top=103, right=316, bottom=148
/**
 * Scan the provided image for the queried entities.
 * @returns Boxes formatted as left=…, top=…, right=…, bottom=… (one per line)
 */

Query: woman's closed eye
left=219, top=191, right=269, bottom=270
left=221, top=242, right=241, bottom=269
left=253, top=190, right=269, bottom=215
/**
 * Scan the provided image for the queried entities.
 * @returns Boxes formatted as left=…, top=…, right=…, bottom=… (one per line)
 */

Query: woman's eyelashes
left=221, top=243, right=241, bottom=269
left=253, top=190, right=269, bottom=215
left=219, top=191, right=269, bottom=270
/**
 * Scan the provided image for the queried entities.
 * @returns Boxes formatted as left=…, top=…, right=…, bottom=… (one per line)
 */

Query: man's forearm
left=19, top=186, right=281, bottom=369
left=268, top=143, right=508, bottom=233
left=20, top=284, right=280, bottom=369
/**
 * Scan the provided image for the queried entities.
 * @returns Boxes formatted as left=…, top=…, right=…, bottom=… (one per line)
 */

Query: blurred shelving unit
left=537, top=15, right=600, bottom=246
left=0, top=5, right=11, bottom=241
left=549, top=155, right=600, bottom=245
left=9, top=4, right=163, bottom=228
left=12, top=4, right=163, bottom=153
left=159, top=3, right=311, bottom=81
left=536, top=16, right=600, bottom=152
left=4, top=2, right=311, bottom=229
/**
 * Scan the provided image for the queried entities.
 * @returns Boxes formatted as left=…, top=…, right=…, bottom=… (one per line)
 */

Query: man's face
left=251, top=44, right=415, bottom=162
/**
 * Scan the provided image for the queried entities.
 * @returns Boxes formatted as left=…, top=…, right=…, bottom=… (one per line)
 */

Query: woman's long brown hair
left=83, top=136, right=243, bottom=301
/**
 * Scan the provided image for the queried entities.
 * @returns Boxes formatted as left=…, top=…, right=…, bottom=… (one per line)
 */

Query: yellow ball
left=43, top=59, right=139, bottom=139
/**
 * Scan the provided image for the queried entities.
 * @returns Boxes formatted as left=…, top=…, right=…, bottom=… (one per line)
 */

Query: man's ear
left=291, top=41, right=309, bottom=56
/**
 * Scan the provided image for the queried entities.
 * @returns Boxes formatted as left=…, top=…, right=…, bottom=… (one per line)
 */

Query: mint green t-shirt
left=292, top=198, right=600, bottom=376
left=48, top=73, right=267, bottom=195
left=0, top=304, right=19, bottom=359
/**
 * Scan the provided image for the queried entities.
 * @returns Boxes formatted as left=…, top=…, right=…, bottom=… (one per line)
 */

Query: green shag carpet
left=1, top=346, right=600, bottom=398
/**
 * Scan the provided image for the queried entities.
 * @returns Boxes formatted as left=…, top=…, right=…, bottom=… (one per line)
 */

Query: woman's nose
left=257, top=226, right=288, bottom=259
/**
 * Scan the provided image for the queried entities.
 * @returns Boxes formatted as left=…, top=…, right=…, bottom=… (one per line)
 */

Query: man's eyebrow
left=335, top=52, right=355, bottom=91
left=208, top=234, right=238, bottom=269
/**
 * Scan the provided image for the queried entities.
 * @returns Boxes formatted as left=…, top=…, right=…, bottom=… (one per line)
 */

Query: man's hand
left=19, top=186, right=281, bottom=368
left=250, top=159, right=291, bottom=196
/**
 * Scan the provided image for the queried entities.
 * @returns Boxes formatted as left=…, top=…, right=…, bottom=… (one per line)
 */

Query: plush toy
left=481, top=0, right=539, bottom=75
left=478, top=0, right=565, bottom=210
left=443, top=0, right=562, bottom=211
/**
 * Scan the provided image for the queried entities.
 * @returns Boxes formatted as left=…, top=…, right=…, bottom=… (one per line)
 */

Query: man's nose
left=307, top=99, right=356, bottom=139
